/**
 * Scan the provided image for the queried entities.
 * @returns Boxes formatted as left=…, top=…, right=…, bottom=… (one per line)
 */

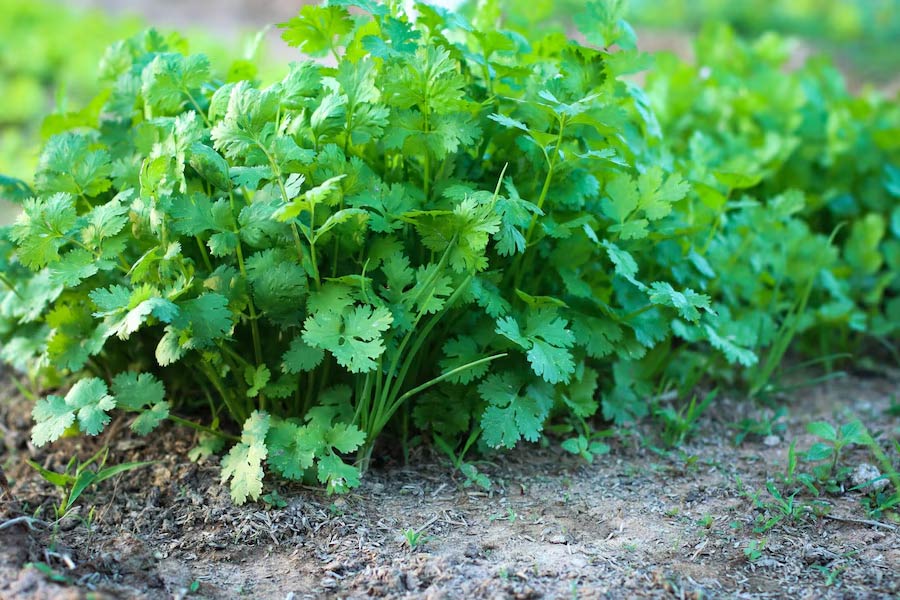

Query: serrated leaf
left=316, top=453, right=360, bottom=494
left=280, top=5, right=352, bottom=56
left=221, top=411, right=270, bottom=504
left=266, top=420, right=319, bottom=480
left=479, top=372, right=554, bottom=449
left=303, top=304, right=393, bottom=373
left=131, top=402, right=170, bottom=435
left=282, top=336, right=325, bottom=374
left=32, top=378, right=117, bottom=446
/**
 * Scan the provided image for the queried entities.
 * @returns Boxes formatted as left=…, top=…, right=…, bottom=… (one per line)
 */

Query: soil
left=1, top=367, right=898, bottom=599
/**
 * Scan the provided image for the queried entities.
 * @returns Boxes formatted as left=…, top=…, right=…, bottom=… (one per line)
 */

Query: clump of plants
left=0, top=0, right=896, bottom=504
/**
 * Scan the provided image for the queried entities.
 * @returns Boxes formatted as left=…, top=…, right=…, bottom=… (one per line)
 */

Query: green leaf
left=839, top=421, right=871, bottom=445
left=266, top=420, right=318, bottom=479
left=316, top=453, right=361, bottom=494
left=131, top=402, right=170, bottom=436
left=141, top=53, right=210, bottom=116
left=189, top=143, right=231, bottom=191
left=49, top=249, right=103, bottom=287
left=577, top=0, right=636, bottom=49
left=282, top=336, right=325, bottom=374
left=325, top=422, right=366, bottom=454
left=221, top=411, right=270, bottom=504
left=111, top=372, right=166, bottom=411
left=440, top=337, right=490, bottom=384
left=82, top=201, right=129, bottom=249
left=496, top=308, right=576, bottom=384
left=807, top=421, right=837, bottom=442
left=648, top=282, right=713, bottom=322
left=32, top=378, right=116, bottom=446
left=280, top=5, right=352, bottom=57
left=479, top=372, right=554, bottom=449
left=704, top=325, right=758, bottom=367
left=303, top=304, right=393, bottom=373
left=176, top=293, right=233, bottom=348
left=11, top=193, right=78, bottom=269
left=35, top=134, right=112, bottom=197
left=805, top=442, right=834, bottom=462
left=244, top=365, right=271, bottom=398
left=31, top=395, right=75, bottom=448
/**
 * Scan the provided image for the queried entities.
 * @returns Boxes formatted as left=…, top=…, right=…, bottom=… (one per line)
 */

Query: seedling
left=560, top=422, right=613, bottom=463
left=403, top=528, right=430, bottom=549
left=804, top=420, right=871, bottom=490
left=744, top=539, right=766, bottom=562
left=261, top=489, right=288, bottom=509
left=27, top=447, right=152, bottom=522
left=433, top=430, right=492, bottom=490
left=777, top=441, right=819, bottom=495
left=731, top=406, right=788, bottom=445
left=654, top=390, right=716, bottom=448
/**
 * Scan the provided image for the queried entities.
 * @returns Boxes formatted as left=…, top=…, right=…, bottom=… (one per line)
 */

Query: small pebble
left=851, top=463, right=888, bottom=493
left=763, top=435, right=780, bottom=447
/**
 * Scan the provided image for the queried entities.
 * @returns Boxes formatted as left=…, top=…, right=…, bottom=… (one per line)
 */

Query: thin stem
left=511, top=117, right=567, bottom=291
left=195, top=236, right=213, bottom=271
left=377, top=240, right=456, bottom=410
left=168, top=414, right=239, bottom=442
left=0, top=273, right=22, bottom=299
left=199, top=361, right=247, bottom=424
left=183, top=89, right=212, bottom=128
left=375, top=353, right=507, bottom=439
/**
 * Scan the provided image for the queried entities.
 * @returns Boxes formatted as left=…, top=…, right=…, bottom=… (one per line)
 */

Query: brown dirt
left=1, top=368, right=898, bottom=599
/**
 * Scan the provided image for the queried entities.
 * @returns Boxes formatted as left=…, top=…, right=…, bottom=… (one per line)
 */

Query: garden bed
left=2, top=368, right=898, bottom=599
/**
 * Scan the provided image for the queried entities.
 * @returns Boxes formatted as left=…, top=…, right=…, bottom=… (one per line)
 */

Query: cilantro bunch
left=644, top=23, right=900, bottom=372
left=2, top=1, right=896, bottom=504
left=0, top=1, right=720, bottom=501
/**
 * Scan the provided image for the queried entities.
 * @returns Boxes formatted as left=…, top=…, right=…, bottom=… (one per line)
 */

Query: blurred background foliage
left=1, top=0, right=899, bottom=202
left=486, top=0, right=900, bottom=83
left=0, top=0, right=274, bottom=207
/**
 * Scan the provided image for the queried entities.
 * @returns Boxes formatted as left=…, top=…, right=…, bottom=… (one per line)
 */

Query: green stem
left=511, top=117, right=566, bottom=291
left=199, top=361, right=247, bottom=424
left=422, top=105, right=432, bottom=201
left=374, top=353, right=506, bottom=440
left=372, top=274, right=474, bottom=437
left=0, top=273, right=22, bottom=299
left=168, top=414, right=239, bottom=442
left=195, top=236, right=213, bottom=271
left=377, top=240, right=456, bottom=409
left=183, top=89, right=212, bottom=128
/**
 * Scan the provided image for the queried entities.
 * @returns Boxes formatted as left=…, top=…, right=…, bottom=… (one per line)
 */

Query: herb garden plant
left=1, top=0, right=897, bottom=504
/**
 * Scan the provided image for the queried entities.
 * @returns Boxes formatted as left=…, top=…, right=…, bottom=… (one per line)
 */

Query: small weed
left=433, top=431, right=492, bottom=490
left=737, top=476, right=827, bottom=533
left=811, top=564, right=846, bottom=586
left=744, top=539, right=766, bottom=562
left=560, top=419, right=614, bottom=463
left=804, top=420, right=871, bottom=491
left=24, top=561, right=69, bottom=584
left=654, top=390, right=716, bottom=448
left=489, top=508, right=518, bottom=523
left=261, top=489, right=288, bottom=509
left=28, top=447, right=152, bottom=527
left=778, top=441, right=818, bottom=495
left=731, top=406, right=788, bottom=445
left=403, top=528, right=430, bottom=549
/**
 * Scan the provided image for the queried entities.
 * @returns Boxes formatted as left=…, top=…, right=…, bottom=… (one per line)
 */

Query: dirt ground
left=1, top=366, right=898, bottom=600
